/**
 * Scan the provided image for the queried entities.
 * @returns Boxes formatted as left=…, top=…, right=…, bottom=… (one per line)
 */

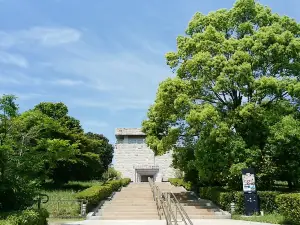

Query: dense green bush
left=168, top=178, right=192, bottom=191
left=199, top=187, right=280, bottom=214
left=121, top=178, right=131, bottom=186
left=75, top=178, right=131, bottom=211
left=0, top=178, right=37, bottom=211
left=102, top=167, right=122, bottom=182
left=276, top=193, right=300, bottom=225
left=0, top=209, right=49, bottom=225
left=199, top=187, right=236, bottom=212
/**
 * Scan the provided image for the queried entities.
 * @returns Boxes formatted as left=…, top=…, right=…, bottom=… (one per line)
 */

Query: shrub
left=121, top=178, right=131, bottom=186
left=102, top=168, right=121, bottom=182
left=0, top=179, right=37, bottom=211
left=168, top=178, right=192, bottom=191
left=276, top=193, right=300, bottom=225
left=75, top=178, right=131, bottom=211
left=258, top=191, right=280, bottom=213
left=0, top=209, right=49, bottom=225
left=199, top=187, right=280, bottom=214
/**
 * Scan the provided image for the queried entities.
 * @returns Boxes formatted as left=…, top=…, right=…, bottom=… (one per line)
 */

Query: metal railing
left=34, top=194, right=88, bottom=218
left=148, top=178, right=193, bottom=225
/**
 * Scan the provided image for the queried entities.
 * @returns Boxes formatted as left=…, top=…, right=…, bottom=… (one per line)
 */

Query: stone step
left=121, top=188, right=151, bottom=190
left=114, top=194, right=153, bottom=197
left=101, top=208, right=158, bottom=212
left=120, top=189, right=152, bottom=192
left=113, top=197, right=154, bottom=200
left=101, top=211, right=158, bottom=216
left=109, top=201, right=155, bottom=205
left=110, top=199, right=155, bottom=202
left=187, top=214, right=231, bottom=219
left=182, top=208, right=220, bottom=213
left=113, top=195, right=153, bottom=198
left=179, top=202, right=215, bottom=207
left=96, top=215, right=160, bottom=220
left=179, top=211, right=214, bottom=215
left=103, top=203, right=156, bottom=207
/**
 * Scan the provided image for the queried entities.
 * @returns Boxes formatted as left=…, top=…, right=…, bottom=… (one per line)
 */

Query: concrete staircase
left=157, top=182, right=230, bottom=219
left=64, top=182, right=230, bottom=225
left=173, top=192, right=230, bottom=219
left=96, top=183, right=159, bottom=220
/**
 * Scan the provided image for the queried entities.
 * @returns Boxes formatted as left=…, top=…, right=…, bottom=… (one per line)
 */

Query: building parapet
left=133, top=165, right=159, bottom=170
left=115, top=128, right=145, bottom=136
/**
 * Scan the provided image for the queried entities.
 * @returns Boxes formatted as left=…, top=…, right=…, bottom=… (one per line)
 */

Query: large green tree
left=142, top=0, right=300, bottom=189
left=0, top=95, right=37, bottom=211
left=28, top=102, right=113, bottom=184
left=0, top=98, right=114, bottom=210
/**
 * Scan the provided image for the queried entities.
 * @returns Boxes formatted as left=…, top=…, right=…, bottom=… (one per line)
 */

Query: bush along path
left=0, top=209, right=49, bottom=225
left=199, top=187, right=300, bottom=225
left=75, top=178, right=131, bottom=213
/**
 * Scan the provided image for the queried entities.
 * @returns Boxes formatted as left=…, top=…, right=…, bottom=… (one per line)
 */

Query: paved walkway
left=62, top=219, right=276, bottom=225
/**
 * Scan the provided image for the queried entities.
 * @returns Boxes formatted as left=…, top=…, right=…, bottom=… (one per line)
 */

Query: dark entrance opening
left=141, top=175, right=153, bottom=182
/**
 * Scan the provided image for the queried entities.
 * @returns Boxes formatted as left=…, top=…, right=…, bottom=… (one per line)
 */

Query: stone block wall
left=114, top=143, right=175, bottom=182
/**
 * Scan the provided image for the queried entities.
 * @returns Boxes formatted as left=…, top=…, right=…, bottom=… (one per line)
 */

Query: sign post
left=242, top=168, right=260, bottom=216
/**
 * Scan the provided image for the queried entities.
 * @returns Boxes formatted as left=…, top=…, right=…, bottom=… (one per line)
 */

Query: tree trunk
left=288, top=179, right=293, bottom=190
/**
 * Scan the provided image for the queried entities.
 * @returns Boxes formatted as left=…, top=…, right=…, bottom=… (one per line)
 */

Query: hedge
left=0, top=209, right=49, bottom=225
left=276, top=193, right=300, bottom=225
left=75, top=178, right=131, bottom=211
left=168, top=178, right=192, bottom=191
left=199, top=187, right=280, bottom=214
left=121, top=178, right=131, bottom=186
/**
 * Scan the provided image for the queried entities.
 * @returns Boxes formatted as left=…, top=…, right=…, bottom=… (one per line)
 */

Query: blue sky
left=0, top=0, right=299, bottom=143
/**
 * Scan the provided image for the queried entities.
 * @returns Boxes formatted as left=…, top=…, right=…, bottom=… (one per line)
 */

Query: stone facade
left=114, top=128, right=176, bottom=182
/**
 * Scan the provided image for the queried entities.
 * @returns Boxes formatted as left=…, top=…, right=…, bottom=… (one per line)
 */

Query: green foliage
left=142, top=0, right=300, bottom=189
left=232, top=213, right=285, bottom=224
left=39, top=181, right=102, bottom=218
left=168, top=178, right=192, bottom=191
left=34, top=102, right=68, bottom=120
left=0, top=178, right=37, bottom=211
left=121, top=178, right=131, bottom=186
left=102, top=167, right=122, bottom=182
left=0, top=96, right=113, bottom=212
left=75, top=179, right=130, bottom=211
left=199, top=187, right=280, bottom=214
left=0, top=209, right=49, bottom=225
left=11, top=101, right=113, bottom=184
left=276, top=193, right=300, bottom=225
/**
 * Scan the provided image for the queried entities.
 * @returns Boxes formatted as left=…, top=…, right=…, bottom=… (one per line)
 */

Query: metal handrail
left=170, top=192, right=193, bottom=225
left=149, top=177, right=175, bottom=224
left=148, top=178, right=193, bottom=225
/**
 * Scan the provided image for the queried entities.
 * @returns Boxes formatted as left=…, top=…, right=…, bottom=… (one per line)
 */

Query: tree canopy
left=142, top=0, right=300, bottom=189
left=0, top=97, right=113, bottom=211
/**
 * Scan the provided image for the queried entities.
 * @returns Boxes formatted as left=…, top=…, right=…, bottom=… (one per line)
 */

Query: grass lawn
left=40, top=180, right=102, bottom=218
left=232, top=214, right=286, bottom=224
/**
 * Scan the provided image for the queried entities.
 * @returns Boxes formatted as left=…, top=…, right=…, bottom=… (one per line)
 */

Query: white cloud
left=20, top=27, right=81, bottom=46
left=49, top=47, right=171, bottom=95
left=70, top=98, right=153, bottom=111
left=0, top=51, right=28, bottom=68
left=0, top=91, right=47, bottom=101
left=17, top=93, right=47, bottom=100
left=0, top=71, right=40, bottom=85
left=0, top=31, right=15, bottom=48
left=0, top=26, right=172, bottom=113
left=52, top=78, right=84, bottom=86
left=0, top=26, right=81, bottom=48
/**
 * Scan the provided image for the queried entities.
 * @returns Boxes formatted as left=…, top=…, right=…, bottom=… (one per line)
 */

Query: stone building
left=114, top=128, right=176, bottom=182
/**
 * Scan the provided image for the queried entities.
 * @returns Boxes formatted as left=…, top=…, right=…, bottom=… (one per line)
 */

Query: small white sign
left=242, top=173, right=256, bottom=192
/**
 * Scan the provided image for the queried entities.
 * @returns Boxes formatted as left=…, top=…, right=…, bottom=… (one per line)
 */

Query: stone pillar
left=124, top=135, right=128, bottom=144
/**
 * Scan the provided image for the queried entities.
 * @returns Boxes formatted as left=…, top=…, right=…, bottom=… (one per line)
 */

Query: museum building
left=114, top=128, right=176, bottom=182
